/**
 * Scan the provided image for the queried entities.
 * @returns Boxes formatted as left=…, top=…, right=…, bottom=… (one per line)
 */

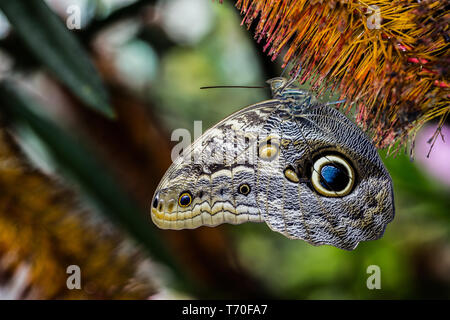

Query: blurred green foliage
left=150, top=3, right=267, bottom=131
left=0, top=0, right=113, bottom=117
left=0, top=81, right=198, bottom=295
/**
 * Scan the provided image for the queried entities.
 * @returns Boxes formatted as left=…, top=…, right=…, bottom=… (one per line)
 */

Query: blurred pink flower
left=415, top=124, right=450, bottom=186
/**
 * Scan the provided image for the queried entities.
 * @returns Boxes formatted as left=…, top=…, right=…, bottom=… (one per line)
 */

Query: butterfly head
left=266, top=77, right=288, bottom=93
left=267, top=77, right=312, bottom=101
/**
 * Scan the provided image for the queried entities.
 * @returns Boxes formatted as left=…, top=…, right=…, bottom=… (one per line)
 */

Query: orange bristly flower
left=231, top=0, right=449, bottom=154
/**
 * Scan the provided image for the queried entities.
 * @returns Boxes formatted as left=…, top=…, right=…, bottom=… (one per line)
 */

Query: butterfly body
left=151, top=77, right=395, bottom=250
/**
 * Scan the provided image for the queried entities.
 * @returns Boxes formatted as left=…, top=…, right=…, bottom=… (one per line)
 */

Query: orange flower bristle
left=228, top=0, right=449, bottom=155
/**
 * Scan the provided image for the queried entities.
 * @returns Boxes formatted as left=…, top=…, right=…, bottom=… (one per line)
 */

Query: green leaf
left=0, top=81, right=198, bottom=294
left=0, top=0, right=114, bottom=118
left=382, top=151, right=450, bottom=221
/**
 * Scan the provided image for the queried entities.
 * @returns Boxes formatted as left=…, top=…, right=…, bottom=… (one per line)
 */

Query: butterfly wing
left=264, top=102, right=395, bottom=250
left=151, top=97, right=394, bottom=250
left=151, top=99, right=282, bottom=229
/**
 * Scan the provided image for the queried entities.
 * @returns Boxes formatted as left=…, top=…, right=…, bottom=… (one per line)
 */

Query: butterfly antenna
left=200, top=85, right=267, bottom=89
left=280, top=66, right=288, bottom=78
left=281, top=66, right=303, bottom=92
left=325, top=99, right=346, bottom=106
left=280, top=58, right=298, bottom=78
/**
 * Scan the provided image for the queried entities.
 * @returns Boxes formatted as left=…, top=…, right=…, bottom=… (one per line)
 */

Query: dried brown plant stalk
left=0, top=129, right=156, bottom=299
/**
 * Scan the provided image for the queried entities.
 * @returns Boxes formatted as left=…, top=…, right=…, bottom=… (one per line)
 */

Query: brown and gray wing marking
left=151, top=99, right=283, bottom=230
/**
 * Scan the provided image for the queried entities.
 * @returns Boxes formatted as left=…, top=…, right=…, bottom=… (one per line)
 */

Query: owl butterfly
left=151, top=77, right=395, bottom=250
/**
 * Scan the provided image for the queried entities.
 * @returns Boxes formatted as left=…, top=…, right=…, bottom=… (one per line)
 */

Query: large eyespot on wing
left=310, top=154, right=355, bottom=197
left=150, top=99, right=283, bottom=231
